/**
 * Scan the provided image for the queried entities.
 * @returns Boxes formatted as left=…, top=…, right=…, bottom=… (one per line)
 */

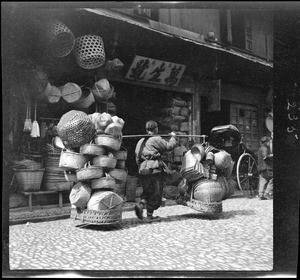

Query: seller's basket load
left=213, top=150, right=232, bottom=170
left=69, top=181, right=91, bottom=209
left=94, top=134, right=121, bottom=152
left=80, top=140, right=107, bottom=156
left=92, top=78, right=112, bottom=101
left=92, top=153, right=117, bottom=169
left=91, top=176, right=116, bottom=191
left=57, top=110, right=96, bottom=149
left=59, top=148, right=88, bottom=170
left=76, top=162, right=104, bottom=181
left=193, top=179, right=224, bottom=203
left=87, top=190, right=123, bottom=211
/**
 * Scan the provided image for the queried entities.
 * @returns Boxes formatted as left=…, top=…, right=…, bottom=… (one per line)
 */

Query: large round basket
left=59, top=149, right=88, bottom=170
left=14, top=168, right=45, bottom=192
left=42, top=20, right=75, bottom=57
left=92, top=154, right=117, bottom=169
left=70, top=207, right=122, bottom=225
left=187, top=200, right=222, bottom=215
left=76, top=162, right=104, bottom=181
left=69, top=181, right=91, bottom=209
left=57, top=110, right=96, bottom=149
left=91, top=177, right=116, bottom=190
left=92, top=79, right=112, bottom=101
left=47, top=85, right=62, bottom=103
left=94, top=134, right=121, bottom=152
left=108, top=168, right=128, bottom=183
left=193, top=179, right=224, bottom=203
left=73, top=34, right=106, bottom=70
left=73, top=86, right=95, bottom=109
left=191, top=144, right=206, bottom=162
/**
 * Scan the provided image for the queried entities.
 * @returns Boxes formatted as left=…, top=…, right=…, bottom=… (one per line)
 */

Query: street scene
left=9, top=192, right=273, bottom=273
left=2, top=2, right=299, bottom=278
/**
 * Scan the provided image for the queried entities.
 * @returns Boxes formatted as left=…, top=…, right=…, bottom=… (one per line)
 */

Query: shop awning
left=83, top=8, right=273, bottom=69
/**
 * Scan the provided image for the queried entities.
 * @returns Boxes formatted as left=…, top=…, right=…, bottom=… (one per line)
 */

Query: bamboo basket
left=14, top=168, right=45, bottom=191
left=47, top=85, right=62, bottom=103
left=64, top=170, right=78, bottom=182
left=80, top=141, right=107, bottom=156
left=92, top=153, right=117, bottom=169
left=108, top=168, right=128, bottom=183
left=69, top=181, right=91, bottom=209
left=91, top=176, right=116, bottom=190
left=94, top=134, right=121, bottom=152
left=60, top=83, right=82, bottom=103
left=73, top=86, right=95, bottom=109
left=112, top=147, right=127, bottom=160
left=76, top=162, right=104, bottom=181
left=59, top=149, right=88, bottom=170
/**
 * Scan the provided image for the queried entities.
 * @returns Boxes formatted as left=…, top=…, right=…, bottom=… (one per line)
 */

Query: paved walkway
left=8, top=194, right=273, bottom=273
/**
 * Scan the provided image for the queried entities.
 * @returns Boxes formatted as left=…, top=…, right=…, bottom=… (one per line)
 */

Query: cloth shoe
left=134, top=203, right=144, bottom=220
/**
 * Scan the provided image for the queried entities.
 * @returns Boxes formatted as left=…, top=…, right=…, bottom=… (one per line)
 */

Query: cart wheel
left=236, top=153, right=259, bottom=198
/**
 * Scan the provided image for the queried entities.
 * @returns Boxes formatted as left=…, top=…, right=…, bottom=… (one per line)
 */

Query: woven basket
left=193, top=179, right=224, bottom=203
left=115, top=183, right=126, bottom=200
left=112, top=146, right=127, bottom=160
left=14, top=168, right=45, bottom=191
left=57, top=110, right=96, bottom=149
left=73, top=34, right=106, bottom=69
left=191, top=144, right=206, bottom=162
left=73, top=86, right=95, bottom=109
left=70, top=207, right=122, bottom=225
left=108, top=168, right=128, bottom=183
left=87, top=190, right=123, bottom=211
left=59, top=149, right=88, bottom=170
left=104, top=122, right=123, bottom=137
left=214, top=151, right=232, bottom=170
left=92, top=153, right=117, bottom=169
left=91, top=176, right=116, bottom=190
left=92, top=79, right=112, bottom=101
left=61, top=83, right=82, bottom=103
left=42, top=20, right=75, bottom=57
left=76, top=162, right=104, bottom=181
left=40, top=82, right=52, bottom=101
left=79, top=141, right=107, bottom=156
left=64, top=170, right=78, bottom=182
left=116, top=160, right=126, bottom=170
left=69, top=181, right=91, bottom=209
left=94, top=134, right=121, bottom=152
left=187, top=200, right=222, bottom=214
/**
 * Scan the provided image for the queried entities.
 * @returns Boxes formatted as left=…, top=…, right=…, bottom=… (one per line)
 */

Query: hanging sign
left=125, top=55, right=186, bottom=87
left=207, top=79, right=221, bottom=112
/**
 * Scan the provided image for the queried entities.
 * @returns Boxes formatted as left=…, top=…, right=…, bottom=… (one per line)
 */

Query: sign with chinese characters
left=125, top=55, right=186, bottom=87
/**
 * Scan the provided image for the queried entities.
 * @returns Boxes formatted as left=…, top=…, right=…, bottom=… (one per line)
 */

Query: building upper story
left=113, top=7, right=273, bottom=62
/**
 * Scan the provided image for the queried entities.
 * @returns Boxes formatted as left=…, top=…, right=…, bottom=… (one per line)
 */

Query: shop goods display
left=60, top=82, right=82, bottom=103
left=108, top=168, right=128, bottom=183
left=104, top=58, right=124, bottom=71
left=125, top=175, right=138, bottom=202
left=87, top=191, right=123, bottom=211
left=88, top=112, right=113, bottom=134
left=13, top=168, right=45, bottom=191
left=57, top=110, right=96, bottom=148
left=92, top=154, right=117, bottom=169
left=193, top=179, right=224, bottom=203
left=69, top=181, right=91, bottom=209
left=76, top=162, right=104, bottom=181
left=41, top=20, right=75, bottom=57
left=92, top=79, right=112, bottom=101
left=30, top=99, right=40, bottom=138
left=104, top=122, right=123, bottom=137
left=94, top=134, right=121, bottom=152
left=47, top=85, right=62, bottom=103
left=79, top=141, right=106, bottom=156
left=23, top=97, right=32, bottom=132
left=73, top=86, right=95, bottom=109
left=73, top=34, right=106, bottom=70
left=64, top=170, right=78, bottom=182
left=12, top=159, right=43, bottom=170
left=91, top=176, right=116, bottom=190
left=59, top=149, right=88, bottom=170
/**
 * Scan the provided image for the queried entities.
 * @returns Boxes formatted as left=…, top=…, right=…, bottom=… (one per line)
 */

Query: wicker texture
left=57, top=110, right=96, bottom=149
left=214, top=151, right=232, bottom=170
left=47, top=85, right=62, bottom=103
left=73, top=86, right=95, bottom=109
left=92, top=79, right=112, bottom=101
left=14, top=168, right=45, bottom=191
left=73, top=35, right=106, bottom=69
left=71, top=207, right=122, bottom=225
left=94, top=134, right=121, bottom=152
left=92, top=154, right=117, bottom=169
left=42, top=20, right=75, bottom=57
left=112, top=147, right=127, bottom=160
left=193, top=179, right=224, bottom=203
left=108, top=168, right=128, bottom=183
left=87, top=191, right=123, bottom=211
left=79, top=142, right=107, bottom=156
left=91, top=177, right=116, bottom=190
left=187, top=200, right=222, bottom=214
left=61, top=83, right=82, bottom=103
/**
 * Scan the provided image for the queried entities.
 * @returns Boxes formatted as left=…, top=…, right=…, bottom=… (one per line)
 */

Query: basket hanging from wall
left=73, top=34, right=106, bottom=69
left=42, top=20, right=75, bottom=57
left=60, top=83, right=82, bottom=103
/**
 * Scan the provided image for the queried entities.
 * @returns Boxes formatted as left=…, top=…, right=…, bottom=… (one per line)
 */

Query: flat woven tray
left=70, top=207, right=122, bottom=225
left=187, top=199, right=222, bottom=214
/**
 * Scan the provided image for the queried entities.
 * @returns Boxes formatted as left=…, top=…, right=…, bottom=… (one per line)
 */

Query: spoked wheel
left=236, top=153, right=259, bottom=198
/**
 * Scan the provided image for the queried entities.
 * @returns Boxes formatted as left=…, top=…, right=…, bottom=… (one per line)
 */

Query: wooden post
left=58, top=192, right=63, bottom=208
left=28, top=193, right=33, bottom=212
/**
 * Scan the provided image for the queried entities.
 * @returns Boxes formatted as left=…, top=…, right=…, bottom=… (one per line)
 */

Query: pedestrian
left=134, top=120, right=178, bottom=221
left=257, top=136, right=273, bottom=200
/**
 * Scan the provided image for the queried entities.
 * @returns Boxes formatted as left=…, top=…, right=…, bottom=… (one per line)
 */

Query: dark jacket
left=257, top=146, right=272, bottom=173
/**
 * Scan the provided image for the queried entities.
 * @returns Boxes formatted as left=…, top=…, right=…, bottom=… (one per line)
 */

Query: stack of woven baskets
left=57, top=110, right=126, bottom=225
left=12, top=158, right=45, bottom=192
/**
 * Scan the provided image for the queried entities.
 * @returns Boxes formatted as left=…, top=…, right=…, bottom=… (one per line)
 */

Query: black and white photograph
left=2, top=1, right=299, bottom=278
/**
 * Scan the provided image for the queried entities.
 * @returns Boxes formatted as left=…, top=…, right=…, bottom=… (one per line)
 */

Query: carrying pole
left=122, top=134, right=208, bottom=139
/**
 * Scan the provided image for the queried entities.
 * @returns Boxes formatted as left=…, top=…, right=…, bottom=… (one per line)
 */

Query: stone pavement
left=8, top=192, right=273, bottom=274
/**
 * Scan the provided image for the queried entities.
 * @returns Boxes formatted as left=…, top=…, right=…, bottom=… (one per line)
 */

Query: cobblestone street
left=8, top=194, right=273, bottom=273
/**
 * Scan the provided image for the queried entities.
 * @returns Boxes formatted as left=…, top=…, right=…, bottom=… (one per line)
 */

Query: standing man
left=257, top=136, right=273, bottom=200
left=134, top=120, right=178, bottom=221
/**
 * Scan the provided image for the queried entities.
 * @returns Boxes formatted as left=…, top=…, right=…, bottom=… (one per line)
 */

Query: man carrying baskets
left=134, top=121, right=178, bottom=221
